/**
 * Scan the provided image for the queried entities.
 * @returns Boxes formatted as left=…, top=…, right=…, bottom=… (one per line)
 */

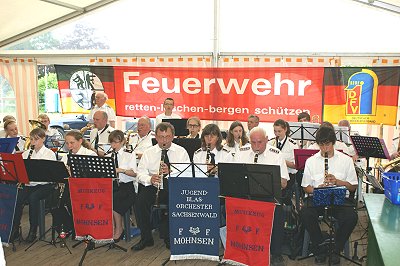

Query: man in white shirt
left=88, top=92, right=116, bottom=128
left=128, top=116, right=154, bottom=159
left=301, top=126, right=358, bottom=265
left=132, top=122, right=190, bottom=251
left=37, top=114, right=62, bottom=148
left=155, top=98, right=181, bottom=126
left=246, top=114, right=259, bottom=138
left=233, top=127, right=289, bottom=266
left=89, top=111, right=115, bottom=156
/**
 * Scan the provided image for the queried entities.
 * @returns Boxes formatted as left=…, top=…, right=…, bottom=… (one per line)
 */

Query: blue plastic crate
left=382, top=172, right=400, bottom=205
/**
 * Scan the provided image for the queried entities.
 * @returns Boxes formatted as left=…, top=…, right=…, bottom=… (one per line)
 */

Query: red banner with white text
left=223, top=197, right=276, bottom=266
left=69, top=178, right=113, bottom=242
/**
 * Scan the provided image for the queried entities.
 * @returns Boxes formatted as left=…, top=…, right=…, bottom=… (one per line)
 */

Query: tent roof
left=0, top=0, right=119, bottom=48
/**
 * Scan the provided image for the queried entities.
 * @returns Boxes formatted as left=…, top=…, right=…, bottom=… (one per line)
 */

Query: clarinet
left=205, top=144, right=214, bottom=177
left=154, top=144, right=166, bottom=208
left=324, top=152, right=330, bottom=186
left=27, top=145, right=35, bottom=159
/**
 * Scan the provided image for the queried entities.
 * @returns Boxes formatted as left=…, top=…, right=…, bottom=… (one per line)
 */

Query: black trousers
left=135, top=185, right=168, bottom=242
left=13, top=184, right=54, bottom=230
left=300, top=198, right=358, bottom=253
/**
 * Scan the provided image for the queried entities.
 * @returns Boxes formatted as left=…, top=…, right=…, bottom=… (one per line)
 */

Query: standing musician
left=224, top=121, right=249, bottom=155
left=300, top=126, right=358, bottom=265
left=128, top=116, right=154, bottom=159
left=106, top=130, right=137, bottom=242
left=155, top=98, right=181, bottom=126
left=268, top=119, right=298, bottom=203
left=186, top=116, right=201, bottom=139
left=89, top=111, right=115, bottom=156
left=3, top=119, right=25, bottom=153
left=193, top=124, right=231, bottom=177
left=10, top=128, right=56, bottom=243
left=133, top=122, right=190, bottom=251
left=88, top=92, right=116, bottom=128
left=0, top=115, right=16, bottom=138
left=233, top=126, right=289, bottom=266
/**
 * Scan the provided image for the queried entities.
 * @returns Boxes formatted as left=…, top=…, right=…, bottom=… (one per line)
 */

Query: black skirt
left=113, top=181, right=136, bottom=215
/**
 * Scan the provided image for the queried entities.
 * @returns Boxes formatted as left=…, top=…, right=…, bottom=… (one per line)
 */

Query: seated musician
left=223, top=121, right=249, bottom=155
left=0, top=115, right=16, bottom=138
left=11, top=128, right=57, bottom=243
left=89, top=110, right=115, bottom=156
left=186, top=116, right=201, bottom=139
left=300, top=126, right=358, bottom=265
left=3, top=119, right=25, bottom=152
left=233, top=126, right=289, bottom=266
left=308, top=121, right=350, bottom=155
left=128, top=116, right=154, bottom=159
left=37, top=114, right=62, bottom=147
left=133, top=122, right=190, bottom=251
left=246, top=114, right=259, bottom=138
left=62, top=130, right=97, bottom=165
left=193, top=123, right=231, bottom=177
left=106, top=130, right=137, bottom=242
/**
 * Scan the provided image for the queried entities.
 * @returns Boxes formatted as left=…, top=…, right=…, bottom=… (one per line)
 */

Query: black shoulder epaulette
left=269, top=147, right=279, bottom=154
left=124, top=149, right=133, bottom=153
left=240, top=146, right=250, bottom=151
left=194, top=148, right=203, bottom=154
left=222, top=148, right=230, bottom=153
left=288, top=138, right=297, bottom=145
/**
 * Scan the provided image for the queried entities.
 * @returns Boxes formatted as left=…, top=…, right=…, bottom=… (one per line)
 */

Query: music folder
left=0, top=137, right=19, bottom=153
left=23, top=159, right=69, bottom=183
left=294, top=149, right=319, bottom=170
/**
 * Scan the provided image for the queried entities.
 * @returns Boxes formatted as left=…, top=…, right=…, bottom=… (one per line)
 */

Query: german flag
left=55, top=65, right=115, bottom=114
left=323, top=67, right=400, bottom=125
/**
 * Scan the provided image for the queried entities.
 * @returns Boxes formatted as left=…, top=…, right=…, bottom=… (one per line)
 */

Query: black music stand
left=69, top=154, right=126, bottom=266
left=23, top=160, right=71, bottom=253
left=0, top=137, right=19, bottom=153
left=351, top=135, right=389, bottom=190
left=218, top=163, right=281, bottom=203
left=162, top=118, right=189, bottom=137
left=288, top=122, right=319, bottom=149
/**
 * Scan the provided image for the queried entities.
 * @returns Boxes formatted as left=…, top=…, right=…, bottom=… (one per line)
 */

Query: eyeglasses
left=188, top=124, right=200, bottom=128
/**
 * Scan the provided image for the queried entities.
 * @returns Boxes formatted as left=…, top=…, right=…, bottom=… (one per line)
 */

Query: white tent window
left=0, top=75, right=16, bottom=119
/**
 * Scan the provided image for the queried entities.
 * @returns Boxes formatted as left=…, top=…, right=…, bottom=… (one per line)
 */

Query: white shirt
left=0, top=129, right=6, bottom=138
left=302, top=150, right=358, bottom=194
left=89, top=125, right=115, bottom=149
left=128, top=131, right=154, bottom=156
left=223, top=142, right=250, bottom=156
left=88, top=104, right=116, bottom=123
left=61, top=146, right=97, bottom=165
left=137, top=143, right=190, bottom=187
left=268, top=136, right=298, bottom=174
left=192, top=146, right=232, bottom=177
left=106, top=149, right=137, bottom=185
left=155, top=113, right=181, bottom=126
left=233, top=145, right=290, bottom=181
left=23, top=145, right=56, bottom=186
left=308, top=141, right=350, bottom=155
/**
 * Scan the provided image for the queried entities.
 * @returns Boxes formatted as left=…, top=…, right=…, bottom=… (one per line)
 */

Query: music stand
left=0, top=153, right=29, bottom=184
left=69, top=154, right=126, bottom=265
left=0, top=137, right=19, bottom=153
left=162, top=118, right=189, bottom=137
left=351, top=135, right=389, bottom=186
left=288, top=122, right=319, bottom=149
left=334, top=126, right=351, bottom=145
left=23, top=160, right=71, bottom=253
left=218, top=163, right=281, bottom=203
left=294, top=149, right=319, bottom=171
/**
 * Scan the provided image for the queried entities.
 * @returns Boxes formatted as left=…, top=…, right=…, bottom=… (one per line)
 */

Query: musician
left=0, top=115, right=16, bottom=138
left=296, top=111, right=313, bottom=149
left=128, top=116, right=154, bottom=159
left=106, top=130, right=137, bottom=242
left=11, top=128, right=57, bottom=243
left=133, top=122, right=190, bottom=250
left=308, top=121, right=350, bottom=154
left=300, top=126, right=358, bottom=265
left=155, top=98, right=181, bottom=126
left=88, top=92, right=116, bottom=128
left=61, top=130, right=97, bottom=165
left=233, top=126, right=289, bottom=266
left=89, top=111, right=115, bottom=156
left=37, top=114, right=62, bottom=147
left=390, top=136, right=399, bottom=159
left=186, top=116, right=201, bottom=139
left=246, top=114, right=259, bottom=138
left=224, top=121, right=249, bottom=155
left=193, top=124, right=231, bottom=177
left=3, top=119, right=25, bottom=152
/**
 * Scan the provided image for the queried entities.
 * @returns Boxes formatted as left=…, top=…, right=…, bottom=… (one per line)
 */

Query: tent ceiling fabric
left=0, top=0, right=119, bottom=48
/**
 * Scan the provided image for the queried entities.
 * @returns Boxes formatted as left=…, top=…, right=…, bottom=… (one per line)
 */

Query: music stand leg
left=97, top=242, right=127, bottom=252
left=25, top=227, right=55, bottom=251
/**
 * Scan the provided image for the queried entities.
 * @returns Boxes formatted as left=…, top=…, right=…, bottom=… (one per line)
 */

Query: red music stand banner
left=223, top=197, right=276, bottom=266
left=0, top=153, right=29, bottom=184
left=69, top=178, right=113, bottom=242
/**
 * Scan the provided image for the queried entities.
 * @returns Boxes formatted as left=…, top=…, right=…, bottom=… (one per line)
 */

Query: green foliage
left=37, top=72, right=58, bottom=112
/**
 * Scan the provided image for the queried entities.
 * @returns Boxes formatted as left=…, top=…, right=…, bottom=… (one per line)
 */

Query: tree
left=37, top=73, right=59, bottom=112
left=58, top=23, right=110, bottom=50
left=7, top=32, right=60, bottom=50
